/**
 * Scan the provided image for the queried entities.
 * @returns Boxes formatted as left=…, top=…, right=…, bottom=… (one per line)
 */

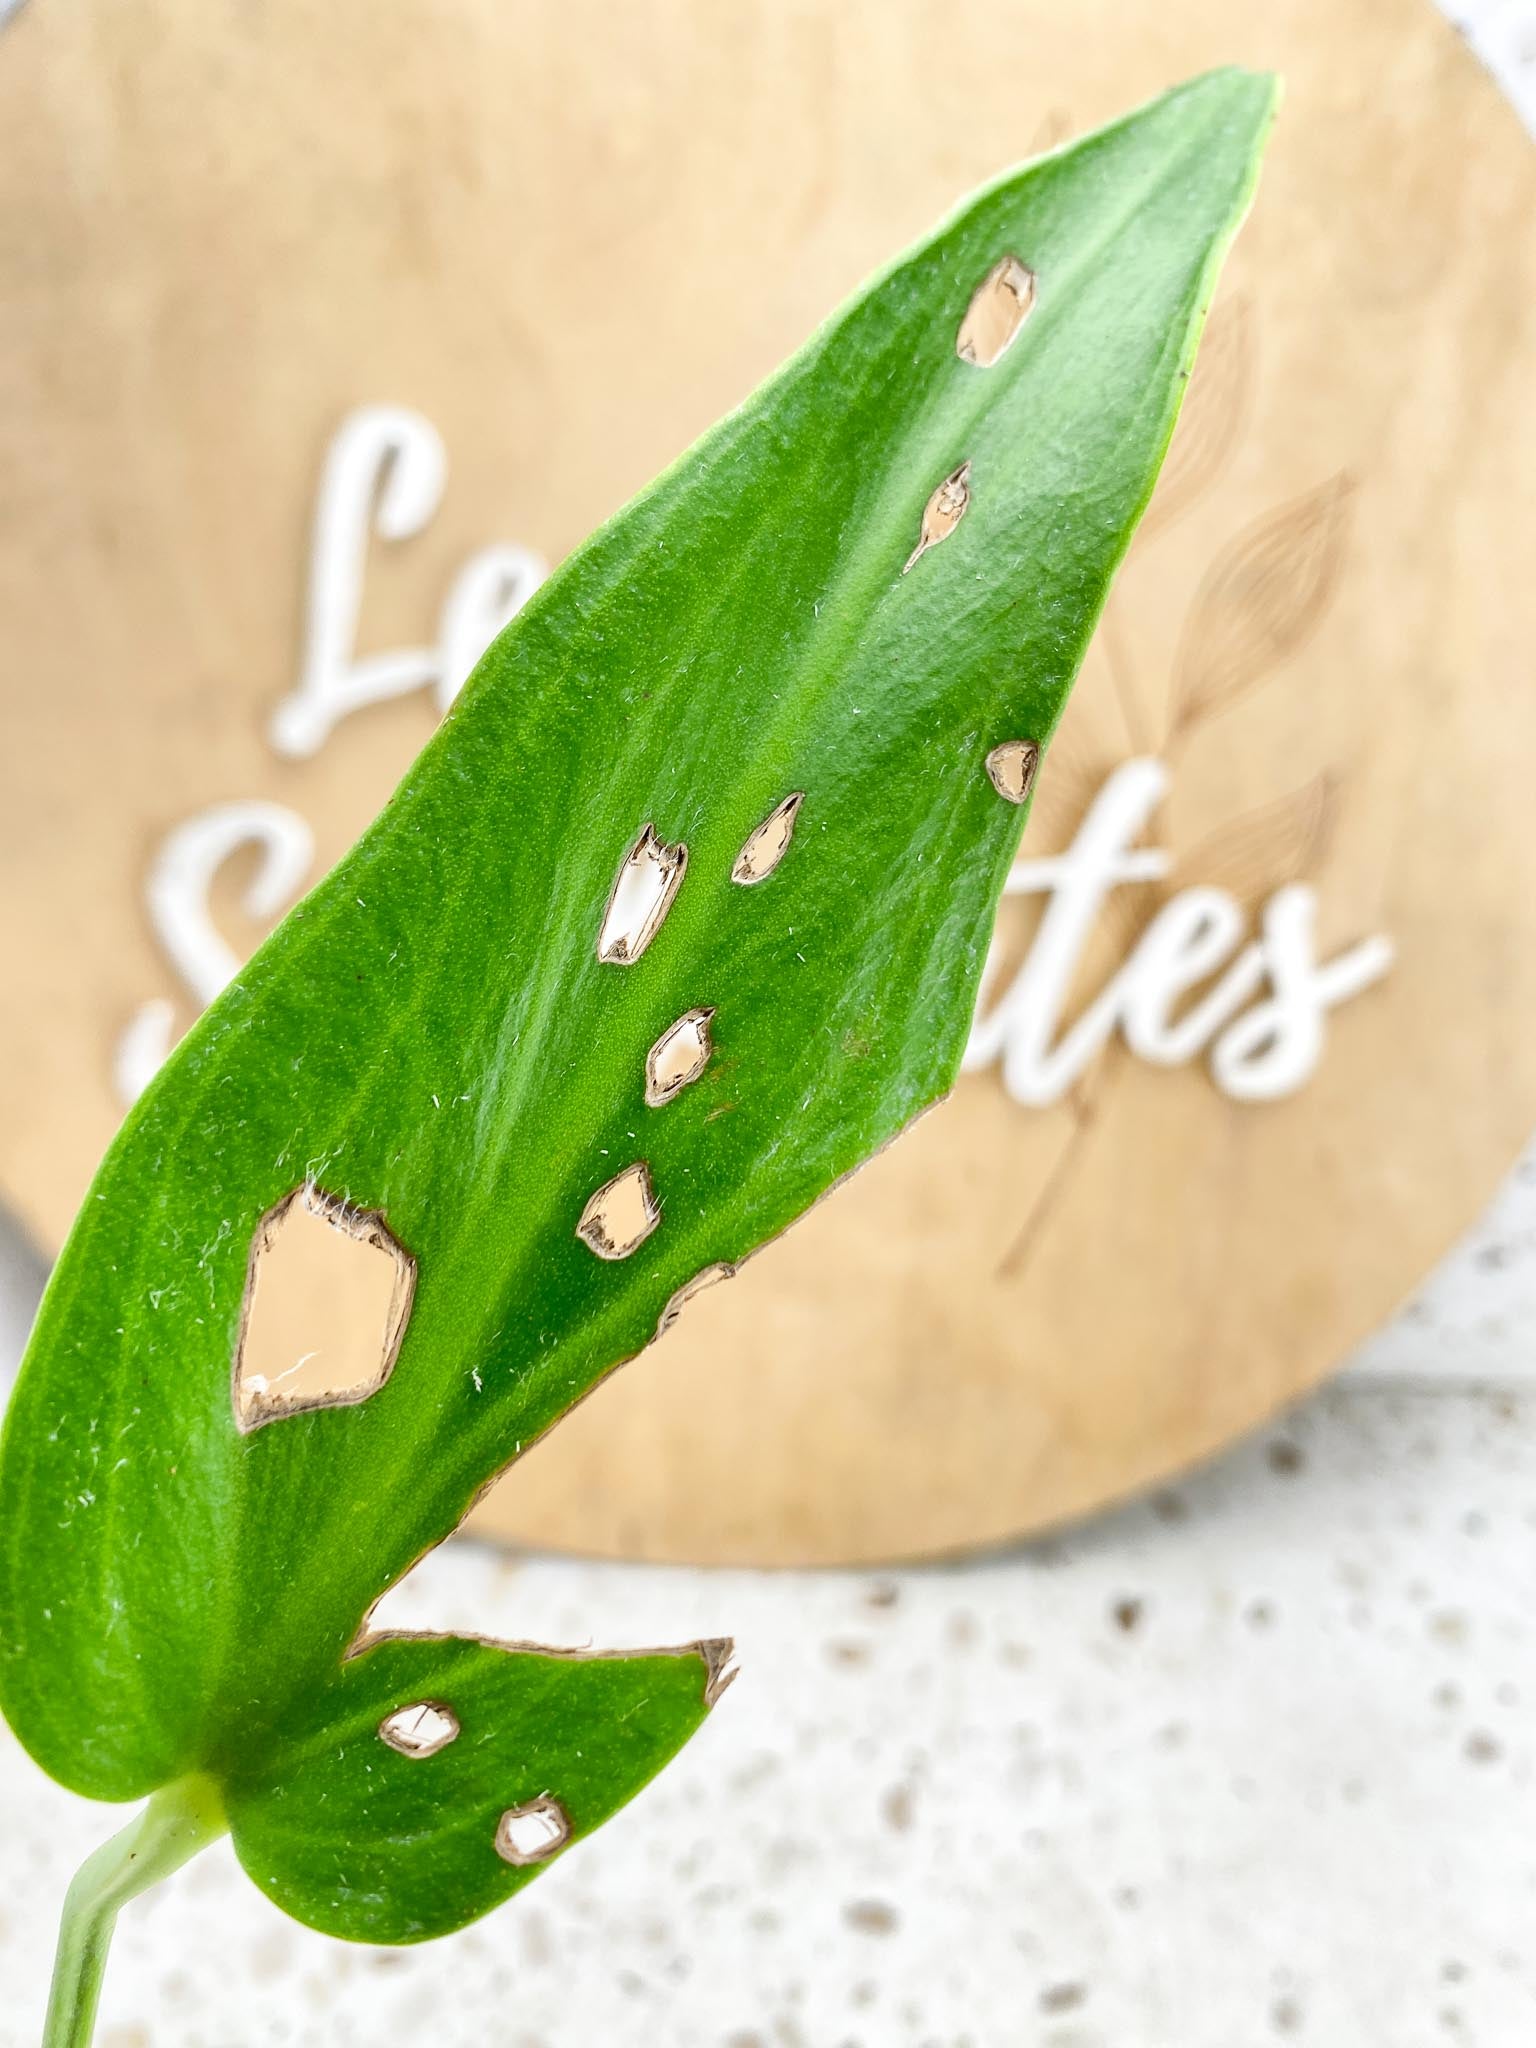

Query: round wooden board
left=1, top=0, right=1534, bottom=1563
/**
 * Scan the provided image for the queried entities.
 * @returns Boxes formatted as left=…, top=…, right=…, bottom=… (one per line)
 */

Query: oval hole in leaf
left=494, top=1795, right=570, bottom=1867
left=903, top=461, right=971, bottom=574
left=984, top=739, right=1041, bottom=805
left=232, top=1188, right=416, bottom=1432
left=597, top=824, right=688, bottom=964
left=378, top=1700, right=460, bottom=1759
left=575, top=1161, right=660, bottom=1261
left=731, top=793, right=805, bottom=886
left=956, top=254, right=1037, bottom=367
left=645, top=1008, right=715, bottom=1108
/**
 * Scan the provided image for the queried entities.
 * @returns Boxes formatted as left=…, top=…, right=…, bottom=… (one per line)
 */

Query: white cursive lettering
left=963, top=757, right=1394, bottom=1105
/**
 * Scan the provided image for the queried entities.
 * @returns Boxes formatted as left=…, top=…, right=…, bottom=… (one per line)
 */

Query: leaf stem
left=42, top=1776, right=226, bottom=2048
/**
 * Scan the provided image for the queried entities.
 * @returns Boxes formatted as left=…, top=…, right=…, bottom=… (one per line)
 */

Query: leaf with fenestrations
left=0, top=70, right=1275, bottom=1955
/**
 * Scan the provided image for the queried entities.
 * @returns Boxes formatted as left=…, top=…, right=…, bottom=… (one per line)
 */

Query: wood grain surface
left=0, top=0, right=1532, bottom=1561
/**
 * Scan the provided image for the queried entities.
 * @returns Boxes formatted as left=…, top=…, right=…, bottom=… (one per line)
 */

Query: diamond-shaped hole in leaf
left=644, top=1008, right=715, bottom=1108
left=984, top=739, right=1041, bottom=805
left=903, top=461, right=971, bottom=574
left=576, top=1161, right=660, bottom=1261
left=232, top=1187, right=416, bottom=1432
left=378, top=1701, right=460, bottom=1759
left=956, top=253, right=1037, bottom=368
left=597, top=823, right=688, bottom=964
left=495, top=1795, right=571, bottom=1867
left=731, top=793, right=804, bottom=887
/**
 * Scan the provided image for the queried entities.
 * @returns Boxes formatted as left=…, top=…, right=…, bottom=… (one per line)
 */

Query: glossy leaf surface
left=227, top=1635, right=728, bottom=1943
left=0, top=71, right=1275, bottom=1939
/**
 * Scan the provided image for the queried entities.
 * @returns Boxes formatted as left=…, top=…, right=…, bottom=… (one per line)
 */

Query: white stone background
left=4, top=2, right=1536, bottom=2042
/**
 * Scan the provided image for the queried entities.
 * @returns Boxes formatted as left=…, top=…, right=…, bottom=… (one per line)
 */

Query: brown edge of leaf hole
left=984, top=738, right=1041, bottom=806
left=655, top=1261, right=737, bottom=1339
left=731, top=792, right=806, bottom=886
left=575, top=1160, right=662, bottom=1261
left=494, top=1794, right=572, bottom=1868
left=231, top=1185, right=418, bottom=1435
left=902, top=461, right=972, bottom=575
left=644, top=1007, right=717, bottom=1109
left=956, top=253, right=1037, bottom=367
left=596, top=821, right=689, bottom=965
left=377, top=1699, right=461, bottom=1759
left=351, top=1619, right=739, bottom=1715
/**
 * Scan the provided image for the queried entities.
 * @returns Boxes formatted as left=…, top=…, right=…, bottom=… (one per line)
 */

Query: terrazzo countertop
left=4, top=1387, right=1536, bottom=2046
left=4, top=3, right=1536, bottom=2043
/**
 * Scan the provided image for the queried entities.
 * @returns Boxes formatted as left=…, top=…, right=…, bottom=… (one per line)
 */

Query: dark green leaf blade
left=225, top=1634, right=727, bottom=1942
left=0, top=67, right=1276, bottom=1842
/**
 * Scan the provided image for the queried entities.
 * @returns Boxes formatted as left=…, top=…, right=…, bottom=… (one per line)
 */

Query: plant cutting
left=0, top=69, right=1275, bottom=2045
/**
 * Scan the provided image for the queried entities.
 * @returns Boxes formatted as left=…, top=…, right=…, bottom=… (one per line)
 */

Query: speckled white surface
left=1349, top=1143, right=1536, bottom=1389
left=3, top=3, right=1536, bottom=2043
left=6, top=1389, right=1536, bottom=2046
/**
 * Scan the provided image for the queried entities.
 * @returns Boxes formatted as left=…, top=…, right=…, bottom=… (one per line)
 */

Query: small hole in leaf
left=495, top=1795, right=570, bottom=1866
left=645, top=1008, right=715, bottom=1108
left=597, top=823, right=688, bottom=964
left=232, top=1187, right=416, bottom=1432
left=956, top=255, right=1036, bottom=367
left=656, top=1261, right=736, bottom=1337
left=985, top=739, right=1041, bottom=805
left=903, top=462, right=971, bottom=575
left=577, top=1161, right=661, bottom=1260
left=732, top=793, right=804, bottom=886
left=378, top=1701, right=460, bottom=1759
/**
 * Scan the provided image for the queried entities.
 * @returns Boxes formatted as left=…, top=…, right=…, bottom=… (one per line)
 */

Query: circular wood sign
left=2, top=0, right=1534, bottom=1563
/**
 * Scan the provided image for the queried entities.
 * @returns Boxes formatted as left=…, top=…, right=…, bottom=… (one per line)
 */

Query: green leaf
left=226, top=1635, right=729, bottom=1943
left=0, top=68, right=1275, bottom=1940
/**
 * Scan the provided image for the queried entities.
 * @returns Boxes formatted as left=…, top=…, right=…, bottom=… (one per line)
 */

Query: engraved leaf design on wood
left=997, top=765, right=1340, bottom=1287
left=1027, top=107, right=1073, bottom=156
left=1169, top=473, right=1354, bottom=741
left=1141, top=293, right=1255, bottom=538
left=1169, top=771, right=1340, bottom=905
